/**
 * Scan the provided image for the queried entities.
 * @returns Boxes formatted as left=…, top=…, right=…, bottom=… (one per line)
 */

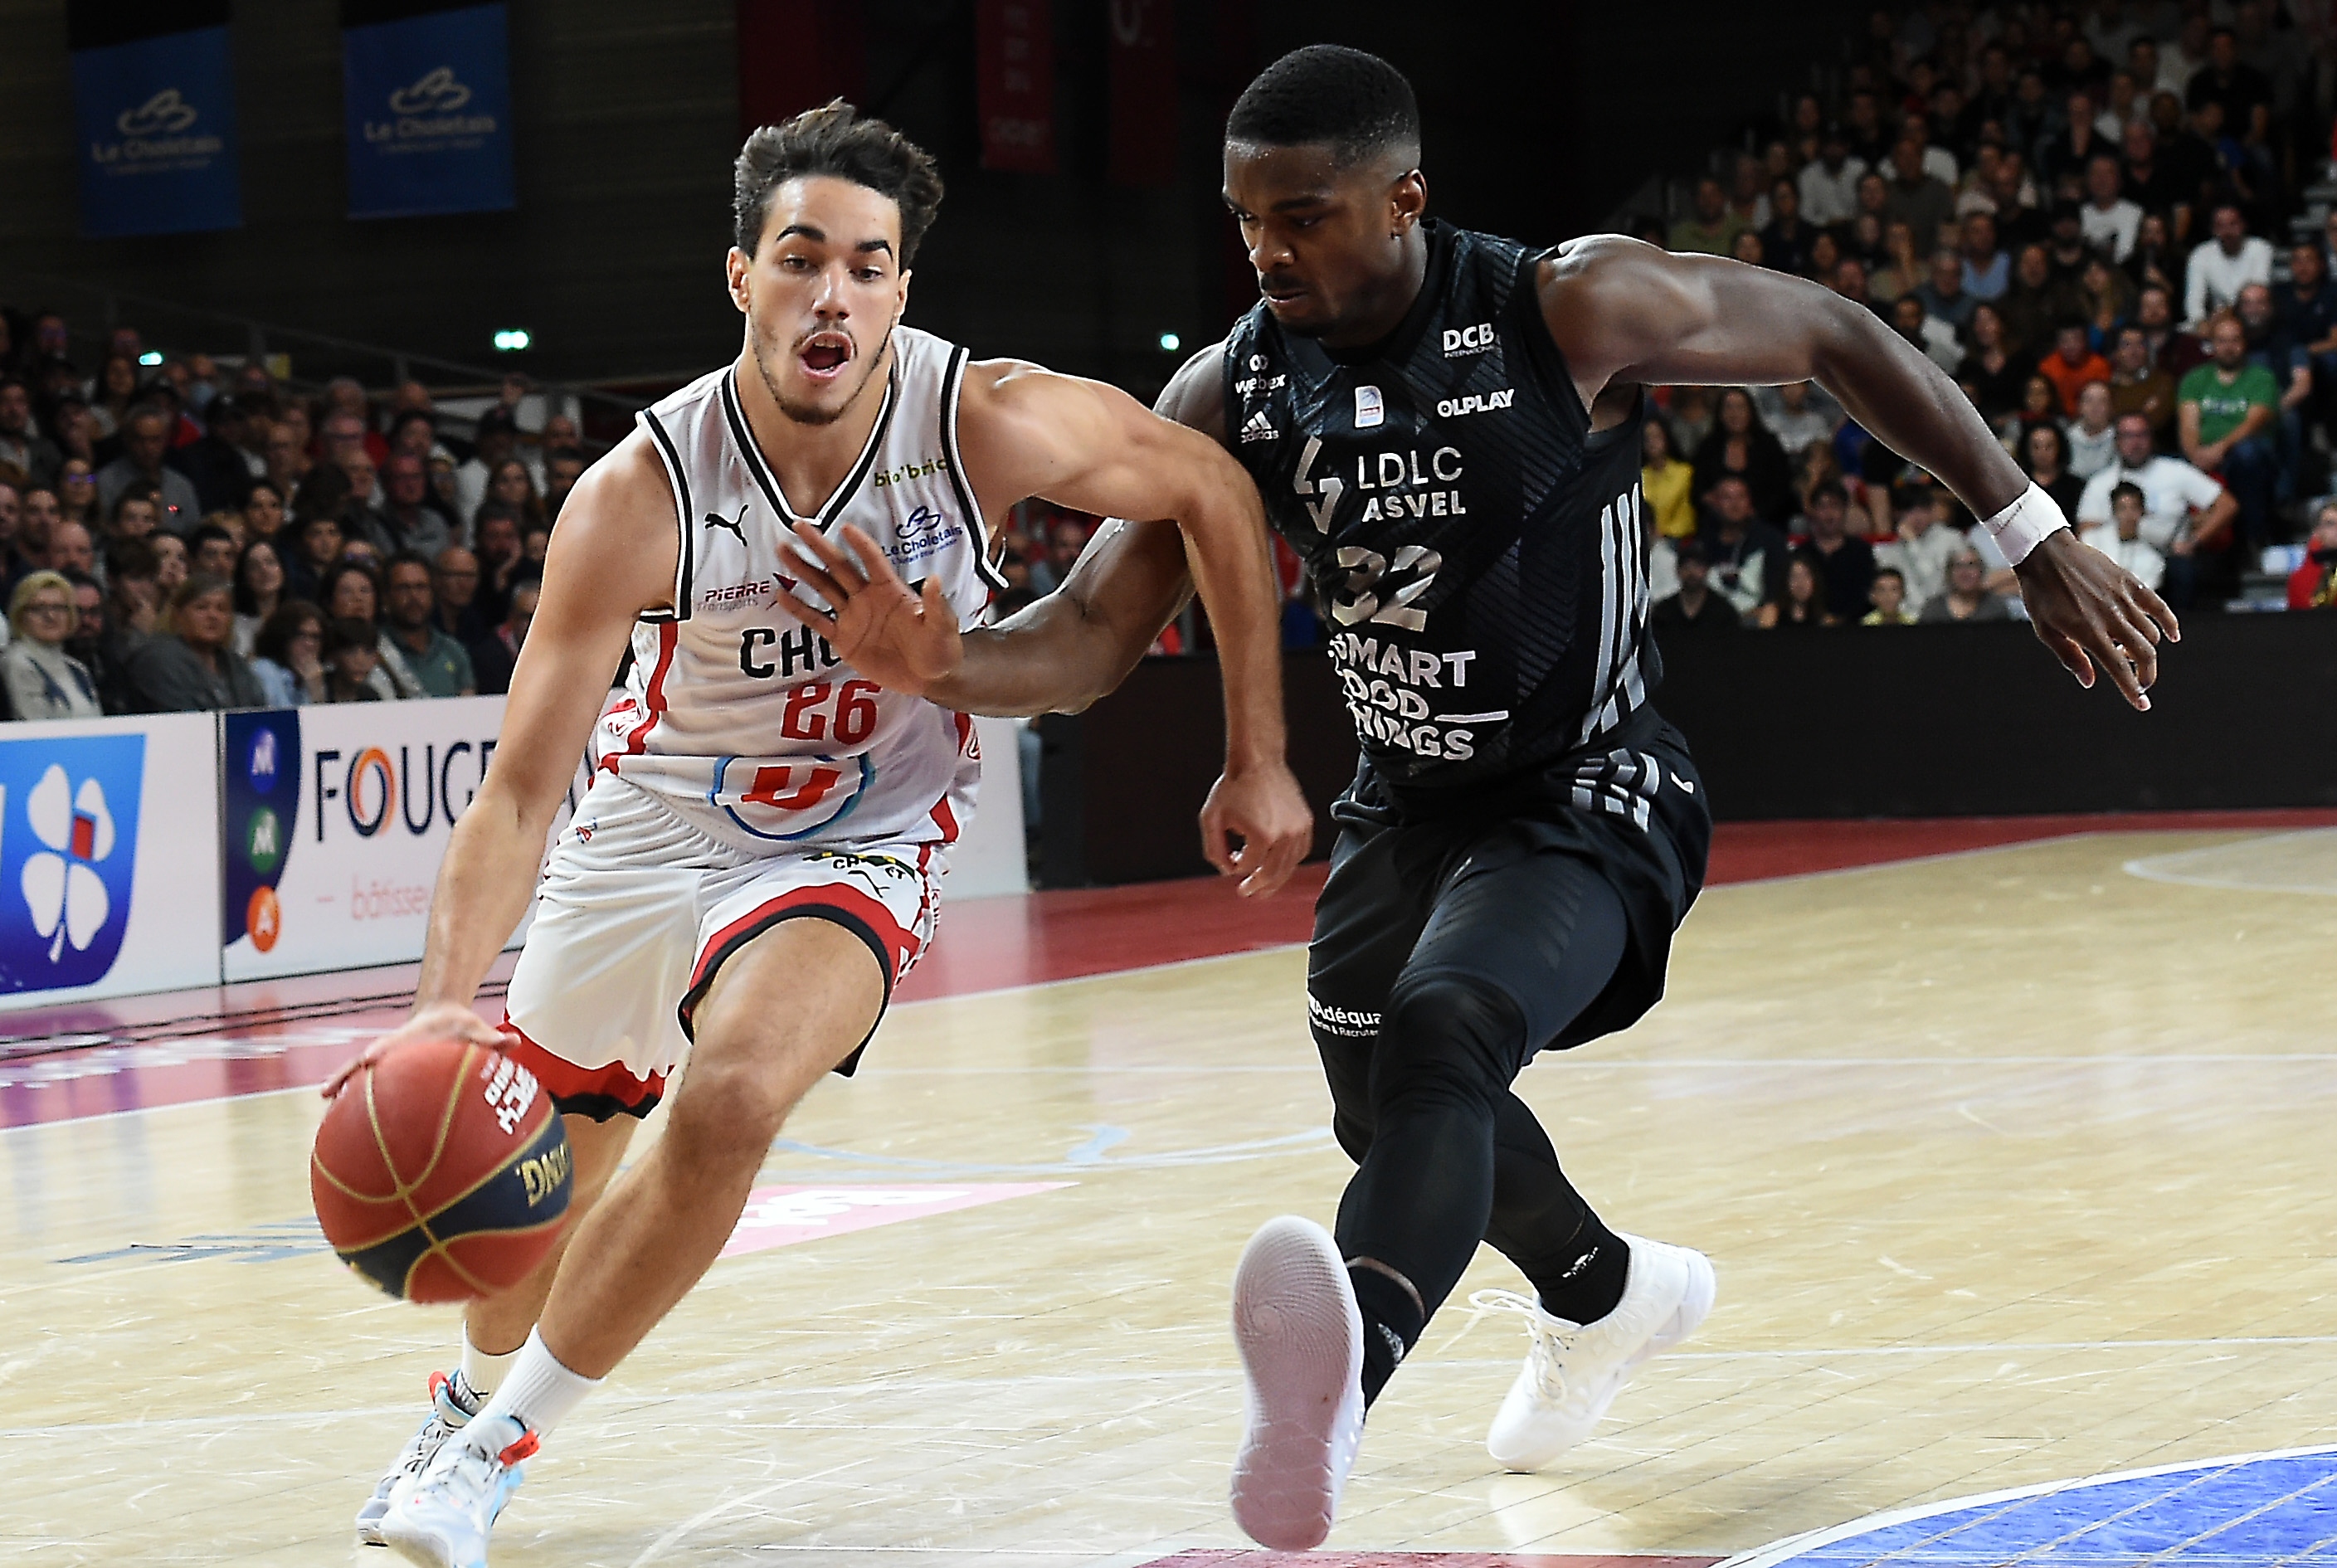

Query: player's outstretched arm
left=324, top=439, right=679, bottom=1095
left=958, top=358, right=1309, bottom=894
left=1544, top=237, right=2179, bottom=709
left=784, top=350, right=1215, bottom=718
left=945, top=514, right=1192, bottom=715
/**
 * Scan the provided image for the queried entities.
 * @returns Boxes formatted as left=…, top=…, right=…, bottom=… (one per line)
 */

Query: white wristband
left=1979, top=480, right=2070, bottom=567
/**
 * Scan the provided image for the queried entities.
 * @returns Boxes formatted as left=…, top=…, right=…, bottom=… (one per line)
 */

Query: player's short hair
left=733, top=100, right=944, bottom=265
left=1227, top=46, right=1421, bottom=167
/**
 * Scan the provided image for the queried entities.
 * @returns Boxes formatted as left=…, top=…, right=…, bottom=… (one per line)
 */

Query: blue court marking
left=1725, top=1447, right=2337, bottom=1568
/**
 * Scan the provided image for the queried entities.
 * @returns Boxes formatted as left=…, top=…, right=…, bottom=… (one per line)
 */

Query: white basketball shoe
left=356, top=1371, right=481, bottom=1546
left=378, top=1410, right=536, bottom=1568
left=1228, top=1215, right=1366, bottom=1551
left=1473, top=1232, right=1716, bottom=1473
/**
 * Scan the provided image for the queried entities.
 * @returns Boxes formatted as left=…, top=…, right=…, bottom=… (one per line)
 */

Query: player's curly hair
left=1227, top=46, right=1421, bottom=167
left=733, top=100, right=945, bottom=264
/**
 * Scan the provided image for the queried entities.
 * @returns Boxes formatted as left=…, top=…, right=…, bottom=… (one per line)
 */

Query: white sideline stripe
left=4, top=824, right=2314, bottom=1136
left=15, top=1340, right=2337, bottom=1441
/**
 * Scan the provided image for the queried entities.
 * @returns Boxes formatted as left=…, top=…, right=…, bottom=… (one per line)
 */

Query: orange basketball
left=310, top=1036, right=573, bottom=1303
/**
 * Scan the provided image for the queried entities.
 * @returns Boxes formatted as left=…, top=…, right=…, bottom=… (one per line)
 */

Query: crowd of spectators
left=14, top=5, right=2337, bottom=719
left=0, top=309, right=569, bottom=720
left=1633, top=1, right=2337, bottom=631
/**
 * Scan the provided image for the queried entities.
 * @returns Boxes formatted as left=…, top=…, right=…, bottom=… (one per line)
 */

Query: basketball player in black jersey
left=786, top=44, right=2177, bottom=1553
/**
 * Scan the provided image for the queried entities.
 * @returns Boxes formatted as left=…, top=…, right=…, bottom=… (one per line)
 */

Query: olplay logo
left=0, top=736, right=144, bottom=994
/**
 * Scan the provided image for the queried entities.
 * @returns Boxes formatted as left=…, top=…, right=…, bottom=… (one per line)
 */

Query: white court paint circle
left=2123, top=826, right=2337, bottom=897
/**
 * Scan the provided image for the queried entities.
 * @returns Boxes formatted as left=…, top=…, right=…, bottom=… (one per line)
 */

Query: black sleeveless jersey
left=1224, top=220, right=1658, bottom=791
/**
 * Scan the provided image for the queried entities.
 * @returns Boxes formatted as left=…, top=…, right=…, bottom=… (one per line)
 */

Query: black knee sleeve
left=1371, top=971, right=1528, bottom=1120
left=1335, top=971, right=1531, bottom=1323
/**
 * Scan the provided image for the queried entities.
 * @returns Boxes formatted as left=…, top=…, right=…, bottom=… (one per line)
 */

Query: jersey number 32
left=1327, top=544, right=1443, bottom=630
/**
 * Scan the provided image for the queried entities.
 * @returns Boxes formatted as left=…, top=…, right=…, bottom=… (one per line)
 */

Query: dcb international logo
left=0, top=736, right=144, bottom=994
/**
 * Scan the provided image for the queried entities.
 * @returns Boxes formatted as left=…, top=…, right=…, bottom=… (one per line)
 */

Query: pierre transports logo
left=0, top=735, right=144, bottom=995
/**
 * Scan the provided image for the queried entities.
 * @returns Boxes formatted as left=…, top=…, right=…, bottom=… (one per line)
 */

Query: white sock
left=460, top=1326, right=522, bottom=1400
left=475, top=1327, right=600, bottom=1440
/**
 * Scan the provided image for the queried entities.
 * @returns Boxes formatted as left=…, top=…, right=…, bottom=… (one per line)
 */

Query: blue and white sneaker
left=356, top=1371, right=480, bottom=1546
left=378, top=1410, right=535, bottom=1568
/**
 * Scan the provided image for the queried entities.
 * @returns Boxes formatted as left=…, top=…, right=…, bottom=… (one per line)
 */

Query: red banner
left=1108, top=0, right=1178, bottom=187
left=976, top=0, right=1054, bottom=173
left=736, top=0, right=864, bottom=139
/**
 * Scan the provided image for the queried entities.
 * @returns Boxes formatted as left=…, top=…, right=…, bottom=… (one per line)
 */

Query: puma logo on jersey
left=704, top=504, right=749, bottom=543
left=1239, top=408, right=1278, bottom=444
left=1676, top=777, right=1697, bottom=794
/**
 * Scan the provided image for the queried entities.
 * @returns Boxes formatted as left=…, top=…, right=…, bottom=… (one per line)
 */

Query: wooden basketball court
left=4, top=815, right=2333, bottom=1566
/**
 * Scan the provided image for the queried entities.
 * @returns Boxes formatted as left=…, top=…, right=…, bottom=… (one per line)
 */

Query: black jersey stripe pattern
left=940, top=346, right=1010, bottom=594
left=1224, top=220, right=1661, bottom=791
left=640, top=407, right=695, bottom=621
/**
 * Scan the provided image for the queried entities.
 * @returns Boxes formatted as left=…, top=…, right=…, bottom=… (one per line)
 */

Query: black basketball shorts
left=1306, top=712, right=1714, bottom=1059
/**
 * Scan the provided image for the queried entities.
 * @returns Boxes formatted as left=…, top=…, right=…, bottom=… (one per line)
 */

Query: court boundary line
left=16, top=1346, right=2337, bottom=1441
left=1, top=822, right=2309, bottom=1136
left=2120, top=826, right=2337, bottom=897
left=16, top=1042, right=2337, bottom=1138
left=1716, top=1444, right=2337, bottom=1568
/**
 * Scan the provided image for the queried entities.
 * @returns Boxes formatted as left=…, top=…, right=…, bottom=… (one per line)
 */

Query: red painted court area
left=1140, top=1555, right=1722, bottom=1567
left=3, top=809, right=2330, bottom=1130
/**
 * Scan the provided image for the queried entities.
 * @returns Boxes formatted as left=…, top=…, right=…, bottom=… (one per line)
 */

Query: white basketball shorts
left=502, top=776, right=943, bottom=1119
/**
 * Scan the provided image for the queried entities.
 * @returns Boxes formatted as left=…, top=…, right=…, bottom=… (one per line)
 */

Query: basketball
left=310, top=1037, right=575, bottom=1303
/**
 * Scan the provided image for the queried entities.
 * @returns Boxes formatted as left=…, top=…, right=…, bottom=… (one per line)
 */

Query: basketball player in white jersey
left=330, top=103, right=1313, bottom=1567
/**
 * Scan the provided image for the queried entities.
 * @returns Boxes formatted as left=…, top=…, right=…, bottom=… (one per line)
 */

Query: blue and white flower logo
left=0, top=735, right=142, bottom=995
left=22, top=766, right=114, bottom=964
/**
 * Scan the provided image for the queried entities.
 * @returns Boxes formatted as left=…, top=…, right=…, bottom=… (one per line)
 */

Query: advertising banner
left=0, top=713, right=222, bottom=1010
left=341, top=0, right=516, bottom=221
left=222, top=697, right=517, bottom=981
left=69, top=2, right=243, bottom=238
left=1107, top=0, right=1178, bottom=187
left=976, top=0, right=1055, bottom=173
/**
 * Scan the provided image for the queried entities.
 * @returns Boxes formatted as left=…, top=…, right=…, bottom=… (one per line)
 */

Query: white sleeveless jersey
left=596, top=326, right=1005, bottom=855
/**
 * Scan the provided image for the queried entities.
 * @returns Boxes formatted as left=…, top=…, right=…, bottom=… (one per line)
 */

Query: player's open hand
left=320, top=1002, right=514, bottom=1099
left=1200, top=761, right=1314, bottom=898
left=777, top=522, right=962, bottom=698
left=2013, top=528, right=2180, bottom=712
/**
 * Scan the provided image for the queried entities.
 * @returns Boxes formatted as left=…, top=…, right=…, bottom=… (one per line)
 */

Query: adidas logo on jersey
left=1239, top=408, right=1278, bottom=444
